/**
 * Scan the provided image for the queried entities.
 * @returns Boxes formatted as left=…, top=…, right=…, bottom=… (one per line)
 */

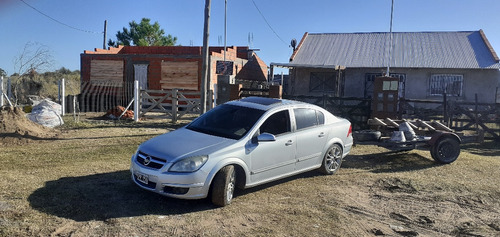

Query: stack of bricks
left=106, top=106, right=134, bottom=119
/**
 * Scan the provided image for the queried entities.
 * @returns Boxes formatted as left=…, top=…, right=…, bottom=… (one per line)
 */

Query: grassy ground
left=0, top=114, right=499, bottom=236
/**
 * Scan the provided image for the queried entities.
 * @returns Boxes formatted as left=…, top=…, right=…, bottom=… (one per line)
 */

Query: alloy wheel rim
left=227, top=171, right=235, bottom=202
left=327, top=146, right=341, bottom=171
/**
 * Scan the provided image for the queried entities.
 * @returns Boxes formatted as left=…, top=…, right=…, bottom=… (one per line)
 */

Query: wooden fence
left=283, top=95, right=372, bottom=130
left=78, top=81, right=499, bottom=140
left=79, top=81, right=212, bottom=123
left=447, top=101, right=500, bottom=140
left=283, top=95, right=499, bottom=141
left=399, top=97, right=500, bottom=140
left=229, top=84, right=282, bottom=101
left=139, top=89, right=212, bottom=123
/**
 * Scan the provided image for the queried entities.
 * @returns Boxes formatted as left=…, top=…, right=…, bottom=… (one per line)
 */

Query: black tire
left=353, top=130, right=382, bottom=142
left=319, top=144, right=343, bottom=175
left=430, top=137, right=460, bottom=164
left=211, top=165, right=236, bottom=207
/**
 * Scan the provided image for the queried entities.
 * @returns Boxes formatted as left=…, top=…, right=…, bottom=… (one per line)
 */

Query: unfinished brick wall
left=80, top=45, right=268, bottom=93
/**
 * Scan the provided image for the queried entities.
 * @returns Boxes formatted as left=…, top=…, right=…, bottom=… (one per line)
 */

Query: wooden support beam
left=385, top=118, right=399, bottom=127
left=417, top=119, right=436, bottom=131
left=403, top=119, right=419, bottom=130
left=432, top=121, right=453, bottom=132
left=368, top=117, right=387, bottom=126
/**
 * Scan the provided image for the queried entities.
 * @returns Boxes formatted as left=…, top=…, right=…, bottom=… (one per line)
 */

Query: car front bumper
left=130, top=158, right=211, bottom=200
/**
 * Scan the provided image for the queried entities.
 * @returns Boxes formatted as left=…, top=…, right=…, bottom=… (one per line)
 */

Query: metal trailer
left=353, top=118, right=462, bottom=164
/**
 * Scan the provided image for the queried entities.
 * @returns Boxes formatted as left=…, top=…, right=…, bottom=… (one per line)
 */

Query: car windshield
left=187, top=104, right=265, bottom=140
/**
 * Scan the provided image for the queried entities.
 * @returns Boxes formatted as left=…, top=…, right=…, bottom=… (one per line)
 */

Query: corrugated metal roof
left=290, top=31, right=500, bottom=69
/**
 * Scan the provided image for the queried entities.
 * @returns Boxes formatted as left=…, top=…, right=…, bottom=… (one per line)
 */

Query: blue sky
left=1, top=0, right=500, bottom=76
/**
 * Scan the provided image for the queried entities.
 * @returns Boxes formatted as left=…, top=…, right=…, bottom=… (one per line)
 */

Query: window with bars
left=429, top=74, right=463, bottom=96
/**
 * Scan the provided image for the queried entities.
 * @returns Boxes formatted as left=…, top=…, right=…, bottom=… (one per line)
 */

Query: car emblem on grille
left=143, top=156, right=152, bottom=166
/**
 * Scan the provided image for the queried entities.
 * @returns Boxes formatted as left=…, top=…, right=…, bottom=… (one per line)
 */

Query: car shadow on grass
left=342, top=150, right=438, bottom=173
left=28, top=170, right=214, bottom=222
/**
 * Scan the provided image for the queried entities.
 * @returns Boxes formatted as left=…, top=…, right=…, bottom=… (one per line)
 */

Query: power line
left=250, top=0, right=288, bottom=46
left=19, top=0, right=102, bottom=34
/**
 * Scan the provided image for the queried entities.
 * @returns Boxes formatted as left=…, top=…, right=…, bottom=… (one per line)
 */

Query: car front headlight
left=169, top=155, right=208, bottom=173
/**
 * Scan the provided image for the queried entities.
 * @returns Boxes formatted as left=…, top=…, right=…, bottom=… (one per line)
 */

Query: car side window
left=294, top=108, right=324, bottom=130
left=259, top=110, right=291, bottom=136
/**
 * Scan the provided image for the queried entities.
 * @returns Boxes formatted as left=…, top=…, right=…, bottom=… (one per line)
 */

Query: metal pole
left=103, top=20, right=107, bottom=49
left=61, top=78, right=65, bottom=116
left=224, top=0, right=227, bottom=63
left=200, top=0, right=211, bottom=114
left=134, top=80, right=139, bottom=121
left=386, top=0, right=394, bottom=76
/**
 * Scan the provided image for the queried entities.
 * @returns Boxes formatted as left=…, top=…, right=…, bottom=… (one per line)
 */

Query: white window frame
left=429, top=74, right=463, bottom=96
left=364, top=73, right=406, bottom=99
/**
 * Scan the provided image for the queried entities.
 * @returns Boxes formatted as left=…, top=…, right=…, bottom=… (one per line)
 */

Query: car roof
left=227, top=97, right=307, bottom=111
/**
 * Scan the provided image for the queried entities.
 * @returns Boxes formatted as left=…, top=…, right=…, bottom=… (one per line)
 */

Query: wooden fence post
left=443, top=93, right=448, bottom=126
left=208, top=89, right=213, bottom=110
left=474, top=93, right=479, bottom=131
left=269, top=85, right=282, bottom=99
left=229, top=84, right=242, bottom=101
left=172, top=89, right=178, bottom=123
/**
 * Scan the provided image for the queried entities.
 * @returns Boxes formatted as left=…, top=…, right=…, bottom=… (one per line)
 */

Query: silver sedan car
left=130, top=97, right=353, bottom=206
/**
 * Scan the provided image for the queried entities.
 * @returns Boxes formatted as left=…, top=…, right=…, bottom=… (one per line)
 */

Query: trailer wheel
left=430, top=137, right=460, bottom=164
left=353, top=130, right=381, bottom=142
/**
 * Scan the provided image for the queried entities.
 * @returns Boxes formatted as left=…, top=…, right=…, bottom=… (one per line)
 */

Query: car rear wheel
left=211, top=165, right=236, bottom=207
left=319, top=144, right=343, bottom=175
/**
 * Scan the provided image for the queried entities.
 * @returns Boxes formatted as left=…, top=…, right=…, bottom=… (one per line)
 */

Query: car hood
left=138, top=127, right=233, bottom=162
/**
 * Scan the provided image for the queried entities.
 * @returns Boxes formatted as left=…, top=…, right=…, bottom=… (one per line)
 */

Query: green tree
left=108, top=18, right=177, bottom=47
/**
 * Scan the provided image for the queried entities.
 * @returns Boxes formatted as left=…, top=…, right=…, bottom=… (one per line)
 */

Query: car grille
left=136, top=151, right=167, bottom=169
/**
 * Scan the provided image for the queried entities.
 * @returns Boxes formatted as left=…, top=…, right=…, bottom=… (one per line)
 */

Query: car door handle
left=318, top=132, right=325, bottom=137
left=285, top=140, right=293, bottom=146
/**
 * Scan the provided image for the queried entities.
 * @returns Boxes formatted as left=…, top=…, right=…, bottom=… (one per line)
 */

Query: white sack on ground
left=27, top=99, right=64, bottom=128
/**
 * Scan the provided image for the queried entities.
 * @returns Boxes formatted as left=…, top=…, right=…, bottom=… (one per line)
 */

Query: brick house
left=80, top=45, right=268, bottom=94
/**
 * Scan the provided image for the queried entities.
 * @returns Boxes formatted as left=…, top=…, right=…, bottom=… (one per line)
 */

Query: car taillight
left=347, top=124, right=352, bottom=137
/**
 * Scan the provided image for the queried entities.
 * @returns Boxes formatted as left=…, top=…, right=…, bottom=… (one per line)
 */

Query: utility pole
left=224, top=0, right=227, bottom=63
left=200, top=0, right=211, bottom=114
left=103, top=20, right=107, bottom=49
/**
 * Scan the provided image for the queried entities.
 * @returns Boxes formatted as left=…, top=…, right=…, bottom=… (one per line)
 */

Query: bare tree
left=14, top=42, right=53, bottom=76
left=12, top=42, right=54, bottom=104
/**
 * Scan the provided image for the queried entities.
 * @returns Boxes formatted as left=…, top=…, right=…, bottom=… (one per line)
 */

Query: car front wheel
left=319, top=144, right=343, bottom=175
left=211, top=165, right=236, bottom=207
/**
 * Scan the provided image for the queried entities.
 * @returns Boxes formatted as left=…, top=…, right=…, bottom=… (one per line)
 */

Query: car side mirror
left=256, top=133, right=276, bottom=143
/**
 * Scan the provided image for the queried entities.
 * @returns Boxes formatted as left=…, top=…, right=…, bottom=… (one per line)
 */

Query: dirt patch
left=0, top=106, right=59, bottom=145
left=375, top=177, right=418, bottom=193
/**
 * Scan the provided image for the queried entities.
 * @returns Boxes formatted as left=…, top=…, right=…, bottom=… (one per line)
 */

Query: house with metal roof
left=272, top=30, right=500, bottom=103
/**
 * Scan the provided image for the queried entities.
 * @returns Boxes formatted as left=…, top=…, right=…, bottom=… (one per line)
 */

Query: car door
left=293, top=108, right=329, bottom=171
left=247, top=109, right=296, bottom=184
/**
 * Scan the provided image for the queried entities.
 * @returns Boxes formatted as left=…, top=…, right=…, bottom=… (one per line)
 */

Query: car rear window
left=294, top=108, right=324, bottom=130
